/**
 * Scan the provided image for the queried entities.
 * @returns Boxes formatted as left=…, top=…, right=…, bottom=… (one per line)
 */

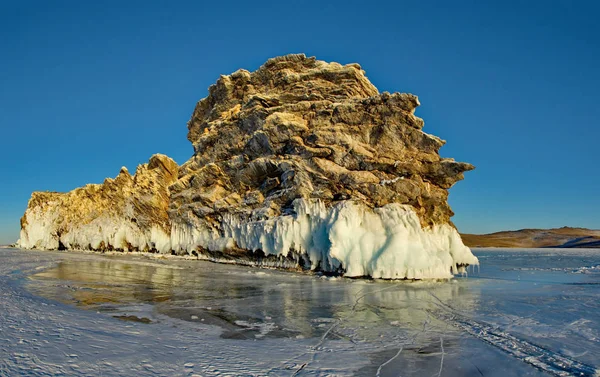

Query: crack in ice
left=427, top=292, right=599, bottom=377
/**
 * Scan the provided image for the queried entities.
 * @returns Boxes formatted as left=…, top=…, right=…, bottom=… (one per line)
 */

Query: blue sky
left=1, top=0, right=598, bottom=244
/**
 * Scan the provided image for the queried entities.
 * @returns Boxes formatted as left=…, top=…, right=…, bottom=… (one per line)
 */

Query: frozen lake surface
left=1, top=247, right=599, bottom=376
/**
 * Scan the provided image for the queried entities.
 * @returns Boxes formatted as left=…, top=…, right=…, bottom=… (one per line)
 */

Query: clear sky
left=1, top=0, right=598, bottom=244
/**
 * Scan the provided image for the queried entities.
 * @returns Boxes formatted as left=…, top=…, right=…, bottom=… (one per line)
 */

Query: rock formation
left=18, top=54, right=478, bottom=279
left=18, top=154, right=178, bottom=252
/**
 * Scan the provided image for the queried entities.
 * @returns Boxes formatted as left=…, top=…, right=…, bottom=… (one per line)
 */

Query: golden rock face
left=18, top=54, right=476, bottom=278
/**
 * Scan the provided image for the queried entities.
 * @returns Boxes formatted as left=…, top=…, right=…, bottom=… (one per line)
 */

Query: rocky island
left=18, top=54, right=478, bottom=279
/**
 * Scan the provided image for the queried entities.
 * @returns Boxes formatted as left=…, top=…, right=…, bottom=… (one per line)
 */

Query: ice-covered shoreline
left=18, top=199, right=478, bottom=280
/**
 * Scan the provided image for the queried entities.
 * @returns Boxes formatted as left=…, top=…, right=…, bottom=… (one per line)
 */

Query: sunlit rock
left=18, top=54, right=478, bottom=278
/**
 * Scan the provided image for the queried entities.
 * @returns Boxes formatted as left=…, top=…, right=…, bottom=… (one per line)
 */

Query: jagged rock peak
left=187, top=53, right=418, bottom=146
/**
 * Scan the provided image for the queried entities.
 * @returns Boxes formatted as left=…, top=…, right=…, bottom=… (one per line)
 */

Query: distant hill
left=461, top=227, right=600, bottom=248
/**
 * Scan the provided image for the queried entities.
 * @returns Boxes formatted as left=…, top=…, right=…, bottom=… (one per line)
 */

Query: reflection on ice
left=29, top=257, right=476, bottom=343
left=17, top=248, right=600, bottom=376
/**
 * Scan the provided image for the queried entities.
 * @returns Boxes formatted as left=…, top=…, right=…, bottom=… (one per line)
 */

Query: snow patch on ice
left=507, top=264, right=600, bottom=275
left=234, top=320, right=277, bottom=338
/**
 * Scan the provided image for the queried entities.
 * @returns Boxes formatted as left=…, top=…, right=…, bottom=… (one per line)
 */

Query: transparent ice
left=0, top=247, right=598, bottom=376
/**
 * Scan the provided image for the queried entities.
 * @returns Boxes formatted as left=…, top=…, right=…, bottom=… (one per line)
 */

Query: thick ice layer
left=198, top=199, right=478, bottom=279
left=17, top=204, right=61, bottom=250
left=166, top=199, right=481, bottom=279
left=18, top=199, right=478, bottom=279
left=18, top=207, right=172, bottom=254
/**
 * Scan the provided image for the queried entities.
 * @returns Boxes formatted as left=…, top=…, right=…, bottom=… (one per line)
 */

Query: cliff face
left=18, top=54, right=478, bottom=279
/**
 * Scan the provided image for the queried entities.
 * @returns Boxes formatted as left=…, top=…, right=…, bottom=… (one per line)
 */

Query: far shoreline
left=471, top=246, right=600, bottom=252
